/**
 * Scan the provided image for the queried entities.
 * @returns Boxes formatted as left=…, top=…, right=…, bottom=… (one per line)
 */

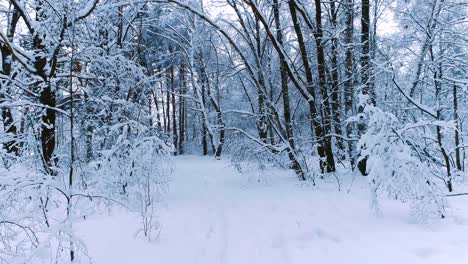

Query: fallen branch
left=446, top=193, right=468, bottom=197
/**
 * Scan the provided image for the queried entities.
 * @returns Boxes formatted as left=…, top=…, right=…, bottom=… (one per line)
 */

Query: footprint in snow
left=313, top=228, right=341, bottom=243
left=412, top=247, right=439, bottom=259
left=295, top=228, right=341, bottom=244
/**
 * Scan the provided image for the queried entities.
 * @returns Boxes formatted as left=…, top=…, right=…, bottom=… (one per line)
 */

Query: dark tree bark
left=39, top=82, right=56, bottom=171
left=312, top=0, right=336, bottom=172
left=201, top=73, right=208, bottom=156
left=166, top=68, right=171, bottom=135
left=84, top=93, right=94, bottom=162
left=153, top=88, right=162, bottom=130
left=170, top=64, right=178, bottom=155
left=178, top=64, right=186, bottom=155
left=357, top=0, right=371, bottom=176
left=272, top=0, right=306, bottom=180
left=208, top=77, right=225, bottom=159
left=329, top=0, right=346, bottom=160
left=433, top=60, right=452, bottom=192
left=213, top=104, right=225, bottom=159
left=453, top=83, right=462, bottom=171
left=254, top=16, right=268, bottom=143
left=159, top=78, right=167, bottom=132
left=344, top=0, right=356, bottom=169
left=288, top=0, right=335, bottom=173
left=86, top=125, right=93, bottom=162
left=360, top=0, right=372, bottom=103
left=267, top=65, right=276, bottom=146
left=116, top=6, right=123, bottom=48
left=33, top=20, right=57, bottom=172
left=0, top=7, right=20, bottom=155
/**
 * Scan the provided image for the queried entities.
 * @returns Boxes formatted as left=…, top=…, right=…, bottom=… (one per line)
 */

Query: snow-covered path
left=80, top=156, right=468, bottom=264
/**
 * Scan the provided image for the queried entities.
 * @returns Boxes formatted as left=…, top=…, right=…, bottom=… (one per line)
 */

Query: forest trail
left=80, top=156, right=468, bottom=264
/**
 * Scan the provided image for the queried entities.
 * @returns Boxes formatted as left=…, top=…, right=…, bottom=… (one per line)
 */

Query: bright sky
left=202, top=0, right=399, bottom=37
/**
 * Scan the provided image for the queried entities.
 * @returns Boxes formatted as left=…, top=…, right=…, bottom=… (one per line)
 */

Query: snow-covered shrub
left=357, top=104, right=447, bottom=219
left=0, top=129, right=172, bottom=264
left=123, top=139, right=172, bottom=241
left=89, top=135, right=172, bottom=241
left=0, top=165, right=91, bottom=264
left=228, top=138, right=289, bottom=184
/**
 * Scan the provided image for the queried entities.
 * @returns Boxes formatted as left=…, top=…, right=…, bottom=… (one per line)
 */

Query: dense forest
left=0, top=0, right=467, bottom=263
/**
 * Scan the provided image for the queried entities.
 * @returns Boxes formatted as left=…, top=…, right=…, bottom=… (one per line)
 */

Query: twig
left=446, top=192, right=468, bottom=197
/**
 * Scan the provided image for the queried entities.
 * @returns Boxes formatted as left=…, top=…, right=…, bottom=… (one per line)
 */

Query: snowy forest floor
left=78, top=156, right=468, bottom=264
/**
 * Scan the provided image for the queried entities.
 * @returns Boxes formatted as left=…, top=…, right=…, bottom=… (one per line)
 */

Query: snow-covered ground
left=79, top=156, right=468, bottom=264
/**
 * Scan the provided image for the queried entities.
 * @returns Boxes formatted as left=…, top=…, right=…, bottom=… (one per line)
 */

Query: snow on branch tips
left=358, top=104, right=448, bottom=219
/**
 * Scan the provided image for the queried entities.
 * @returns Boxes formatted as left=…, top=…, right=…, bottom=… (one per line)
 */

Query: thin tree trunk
left=85, top=93, right=94, bottom=162
left=166, top=68, right=171, bottom=135
left=433, top=59, right=452, bottom=192
left=178, top=64, right=186, bottom=155
left=67, top=32, right=77, bottom=261
left=208, top=82, right=225, bottom=159
left=214, top=110, right=225, bottom=159
left=272, top=0, right=306, bottom=180
left=344, top=0, right=356, bottom=169
left=329, top=0, right=346, bottom=160
left=408, top=0, right=442, bottom=98
left=148, top=94, right=153, bottom=128
left=254, top=16, right=268, bottom=143
left=453, top=83, right=462, bottom=171
left=201, top=76, right=208, bottom=156
left=313, top=0, right=336, bottom=172
left=153, top=89, right=162, bottom=130
left=159, top=79, right=167, bottom=131
left=268, top=79, right=275, bottom=146
left=86, top=125, right=93, bottom=162
left=369, top=0, right=378, bottom=100
left=170, top=65, right=178, bottom=155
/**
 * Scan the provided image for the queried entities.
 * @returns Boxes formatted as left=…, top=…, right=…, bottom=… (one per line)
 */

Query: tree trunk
left=178, top=64, right=186, bottom=155
left=453, top=83, right=462, bottom=171
left=34, top=24, right=57, bottom=172
left=166, top=68, right=171, bottom=135
left=159, top=78, right=167, bottom=131
left=153, top=88, right=162, bottom=130
left=86, top=125, right=93, bottom=162
left=329, top=0, right=346, bottom=160
left=85, top=94, right=94, bottom=162
left=357, top=0, right=371, bottom=176
left=433, top=59, right=452, bottom=192
left=313, top=0, right=336, bottom=172
left=272, top=0, right=306, bottom=180
left=344, top=0, right=356, bottom=169
left=214, top=109, right=225, bottom=159
left=0, top=7, right=20, bottom=155
left=39, top=84, right=56, bottom=171
left=254, top=16, right=268, bottom=143
left=360, top=0, right=372, bottom=104
left=170, top=65, right=178, bottom=155
left=289, top=0, right=335, bottom=173
left=201, top=76, right=208, bottom=156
